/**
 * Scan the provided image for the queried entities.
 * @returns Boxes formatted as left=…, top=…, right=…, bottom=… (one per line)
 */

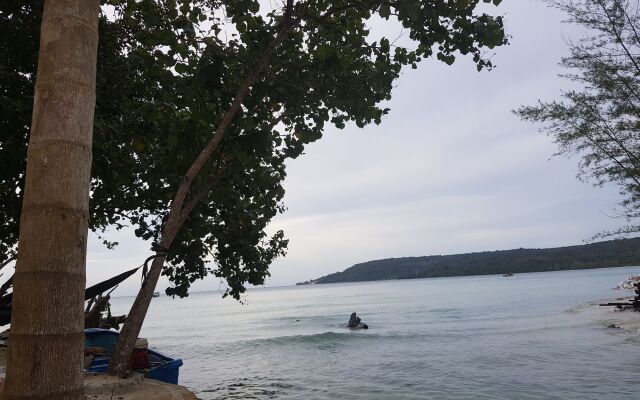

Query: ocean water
left=111, top=267, right=640, bottom=399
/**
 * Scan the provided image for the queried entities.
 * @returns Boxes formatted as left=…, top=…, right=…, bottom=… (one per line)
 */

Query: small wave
left=428, top=307, right=464, bottom=314
left=246, top=331, right=382, bottom=347
left=565, top=300, right=603, bottom=313
left=199, top=375, right=298, bottom=399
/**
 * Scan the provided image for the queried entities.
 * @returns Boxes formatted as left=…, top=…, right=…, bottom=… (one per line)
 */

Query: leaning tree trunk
left=107, top=230, right=177, bottom=377
left=108, top=0, right=296, bottom=377
left=2, top=1, right=99, bottom=400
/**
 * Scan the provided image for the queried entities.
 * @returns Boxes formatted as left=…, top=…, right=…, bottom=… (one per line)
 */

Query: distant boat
left=502, top=272, right=514, bottom=277
left=84, top=328, right=182, bottom=384
left=152, top=291, right=160, bottom=297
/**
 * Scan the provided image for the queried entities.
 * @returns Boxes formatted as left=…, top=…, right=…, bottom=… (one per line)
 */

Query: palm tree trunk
left=2, top=1, right=99, bottom=399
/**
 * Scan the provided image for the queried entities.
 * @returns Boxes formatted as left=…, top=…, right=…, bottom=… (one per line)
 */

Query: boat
left=84, top=328, right=183, bottom=384
left=152, top=291, right=160, bottom=297
left=502, top=272, right=514, bottom=277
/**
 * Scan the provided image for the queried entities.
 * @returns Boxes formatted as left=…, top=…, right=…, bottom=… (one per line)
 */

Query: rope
left=141, top=243, right=169, bottom=284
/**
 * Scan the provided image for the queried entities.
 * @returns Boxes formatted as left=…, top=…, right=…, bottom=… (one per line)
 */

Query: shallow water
left=111, top=267, right=640, bottom=399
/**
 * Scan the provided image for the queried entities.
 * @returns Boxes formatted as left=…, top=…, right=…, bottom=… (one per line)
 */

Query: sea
left=110, top=266, right=640, bottom=400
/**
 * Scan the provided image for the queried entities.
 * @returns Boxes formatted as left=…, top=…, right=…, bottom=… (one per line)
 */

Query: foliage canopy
left=1, top=0, right=507, bottom=298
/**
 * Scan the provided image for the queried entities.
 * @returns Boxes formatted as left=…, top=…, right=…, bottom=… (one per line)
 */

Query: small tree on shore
left=517, top=0, right=640, bottom=236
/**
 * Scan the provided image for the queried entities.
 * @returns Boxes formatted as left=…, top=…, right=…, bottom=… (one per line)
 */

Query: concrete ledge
left=85, top=373, right=198, bottom=400
left=84, top=373, right=144, bottom=397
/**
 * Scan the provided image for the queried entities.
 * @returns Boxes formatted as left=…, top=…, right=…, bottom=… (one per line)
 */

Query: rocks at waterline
left=615, top=274, right=640, bottom=290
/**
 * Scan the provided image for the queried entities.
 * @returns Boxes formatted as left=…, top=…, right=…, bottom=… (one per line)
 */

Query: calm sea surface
left=111, top=267, right=640, bottom=399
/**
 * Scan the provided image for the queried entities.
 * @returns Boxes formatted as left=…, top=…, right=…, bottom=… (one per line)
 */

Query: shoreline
left=591, top=293, right=640, bottom=334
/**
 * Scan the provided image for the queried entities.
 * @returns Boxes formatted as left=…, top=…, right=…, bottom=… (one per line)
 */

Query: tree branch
left=178, top=163, right=231, bottom=224
left=588, top=105, right=640, bottom=168
left=164, top=0, right=297, bottom=238
left=0, top=274, right=13, bottom=297
left=622, top=1, right=640, bottom=47
left=0, top=255, right=16, bottom=271
left=599, top=0, right=640, bottom=76
left=569, top=116, right=640, bottom=188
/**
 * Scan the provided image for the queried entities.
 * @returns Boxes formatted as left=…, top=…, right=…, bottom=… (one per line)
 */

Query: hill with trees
left=299, top=238, right=640, bottom=285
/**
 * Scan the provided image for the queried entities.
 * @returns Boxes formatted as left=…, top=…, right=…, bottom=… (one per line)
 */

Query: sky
left=85, top=0, right=629, bottom=296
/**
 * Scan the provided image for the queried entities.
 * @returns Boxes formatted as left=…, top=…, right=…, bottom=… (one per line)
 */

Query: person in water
left=348, top=312, right=360, bottom=328
left=347, top=312, right=368, bottom=329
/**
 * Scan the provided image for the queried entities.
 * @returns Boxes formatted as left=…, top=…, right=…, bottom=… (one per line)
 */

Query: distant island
left=297, top=238, right=640, bottom=285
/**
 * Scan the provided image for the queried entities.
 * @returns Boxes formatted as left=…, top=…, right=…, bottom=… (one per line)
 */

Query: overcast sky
left=86, top=0, right=629, bottom=296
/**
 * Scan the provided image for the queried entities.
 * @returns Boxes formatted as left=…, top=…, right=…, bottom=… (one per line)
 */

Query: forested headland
left=298, top=238, right=640, bottom=285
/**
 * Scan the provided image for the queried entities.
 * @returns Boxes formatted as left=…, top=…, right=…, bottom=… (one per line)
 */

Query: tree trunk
left=2, top=1, right=99, bottom=399
left=107, top=236, right=176, bottom=377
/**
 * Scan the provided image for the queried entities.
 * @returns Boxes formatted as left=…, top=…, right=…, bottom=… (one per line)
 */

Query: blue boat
left=84, top=328, right=183, bottom=384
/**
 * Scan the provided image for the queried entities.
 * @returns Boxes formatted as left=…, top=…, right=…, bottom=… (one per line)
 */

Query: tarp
left=0, top=265, right=141, bottom=326
left=84, top=266, right=141, bottom=300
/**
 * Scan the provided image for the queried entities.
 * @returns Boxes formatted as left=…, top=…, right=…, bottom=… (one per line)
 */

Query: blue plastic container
left=84, top=328, right=183, bottom=385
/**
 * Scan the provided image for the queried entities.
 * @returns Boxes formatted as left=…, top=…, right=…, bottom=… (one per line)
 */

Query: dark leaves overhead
left=1, top=0, right=506, bottom=299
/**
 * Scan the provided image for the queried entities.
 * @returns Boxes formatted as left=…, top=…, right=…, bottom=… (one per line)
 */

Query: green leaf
left=174, top=63, right=188, bottom=74
left=379, top=4, right=391, bottom=19
left=380, top=38, right=390, bottom=53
